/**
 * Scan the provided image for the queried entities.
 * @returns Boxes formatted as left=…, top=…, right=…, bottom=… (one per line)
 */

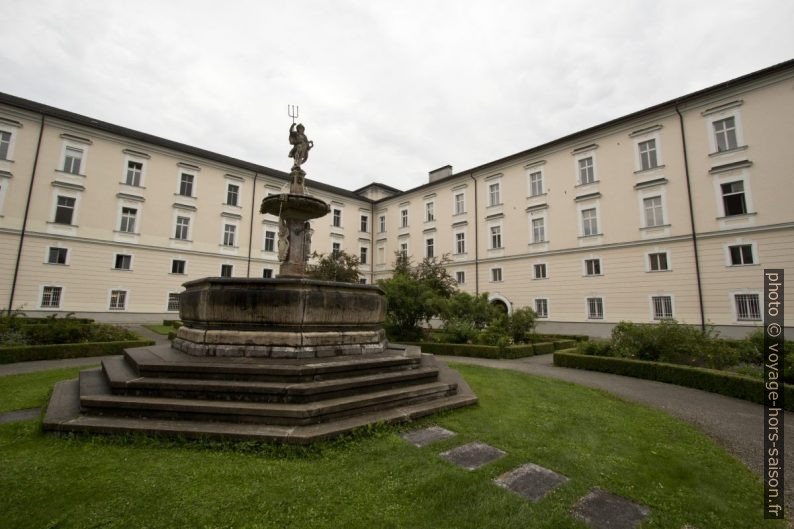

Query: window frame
left=533, top=262, right=547, bottom=279
left=225, top=182, right=240, bottom=207
left=720, top=180, right=748, bottom=217
left=489, top=224, right=502, bottom=250
left=359, top=246, right=368, bottom=265
left=580, top=207, right=599, bottom=237
left=0, top=124, right=17, bottom=161
left=167, top=293, right=181, bottom=312
left=40, top=285, right=64, bottom=310
left=584, top=257, right=602, bottom=277
left=575, top=153, right=597, bottom=186
left=173, top=214, right=192, bottom=241
left=586, top=297, right=604, bottom=320
left=263, top=228, right=277, bottom=253
left=732, top=292, right=761, bottom=322
left=400, top=208, right=409, bottom=228
left=646, top=250, right=671, bottom=272
left=455, top=271, right=465, bottom=284
left=118, top=205, right=138, bottom=234
left=726, top=242, right=757, bottom=266
left=53, top=194, right=78, bottom=225
left=113, top=253, right=133, bottom=271
left=534, top=298, right=549, bottom=319
left=642, top=195, right=665, bottom=228
left=490, top=267, right=503, bottom=282
left=488, top=181, right=501, bottom=207
left=425, top=237, right=434, bottom=258
left=454, top=231, right=466, bottom=255
left=46, top=246, right=69, bottom=265
left=424, top=201, right=435, bottom=222
left=453, top=192, right=466, bottom=215
left=378, top=215, right=386, bottom=233
left=262, top=268, right=273, bottom=278
left=528, top=167, right=544, bottom=197
left=176, top=170, right=197, bottom=198
left=531, top=216, right=546, bottom=244
left=650, top=295, right=674, bottom=320
left=360, top=214, right=369, bottom=233
left=332, top=208, right=342, bottom=228
left=705, top=107, right=745, bottom=155
left=62, top=145, right=84, bottom=175
left=222, top=223, right=237, bottom=247
left=220, top=264, right=234, bottom=278
left=108, top=289, right=128, bottom=311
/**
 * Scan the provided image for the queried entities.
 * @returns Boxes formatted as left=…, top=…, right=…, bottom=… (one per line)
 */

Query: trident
left=287, top=105, right=299, bottom=124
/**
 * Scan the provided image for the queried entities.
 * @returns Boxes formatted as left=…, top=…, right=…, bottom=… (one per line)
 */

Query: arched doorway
left=487, top=293, right=512, bottom=315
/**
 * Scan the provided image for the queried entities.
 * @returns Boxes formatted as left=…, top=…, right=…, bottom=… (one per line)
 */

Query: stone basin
left=260, top=193, right=330, bottom=221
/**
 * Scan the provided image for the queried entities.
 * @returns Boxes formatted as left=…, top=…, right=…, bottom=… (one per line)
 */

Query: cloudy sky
left=1, top=1, right=792, bottom=191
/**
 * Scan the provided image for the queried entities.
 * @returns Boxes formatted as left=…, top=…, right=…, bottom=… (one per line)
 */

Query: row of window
left=40, top=285, right=181, bottom=312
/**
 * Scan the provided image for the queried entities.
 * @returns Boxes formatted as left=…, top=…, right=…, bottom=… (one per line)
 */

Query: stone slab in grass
left=0, top=408, right=40, bottom=424
left=493, top=462, right=568, bottom=502
left=571, top=489, right=650, bottom=529
left=439, top=441, right=506, bottom=470
left=400, top=426, right=456, bottom=447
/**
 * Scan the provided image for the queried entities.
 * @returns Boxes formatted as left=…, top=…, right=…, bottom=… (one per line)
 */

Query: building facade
left=1, top=60, right=792, bottom=337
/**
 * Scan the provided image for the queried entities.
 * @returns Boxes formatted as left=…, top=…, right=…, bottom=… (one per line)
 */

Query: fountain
left=42, top=119, right=476, bottom=443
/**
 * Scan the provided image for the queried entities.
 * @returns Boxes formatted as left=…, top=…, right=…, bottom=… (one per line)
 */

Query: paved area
left=438, top=353, right=794, bottom=509
left=400, top=425, right=456, bottom=447
left=494, top=463, right=569, bottom=502
left=572, top=489, right=649, bottom=529
left=0, top=408, right=40, bottom=424
left=439, top=441, right=506, bottom=470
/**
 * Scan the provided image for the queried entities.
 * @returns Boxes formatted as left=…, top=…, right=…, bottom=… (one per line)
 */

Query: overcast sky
left=1, top=1, right=792, bottom=191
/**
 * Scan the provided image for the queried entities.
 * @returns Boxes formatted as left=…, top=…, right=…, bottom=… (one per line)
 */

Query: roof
left=352, top=182, right=403, bottom=194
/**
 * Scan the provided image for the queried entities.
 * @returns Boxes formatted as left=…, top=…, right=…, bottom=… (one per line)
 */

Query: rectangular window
left=63, top=147, right=83, bottom=174
left=41, top=286, right=62, bottom=308
left=652, top=296, right=673, bottom=320
left=713, top=117, right=738, bottom=152
left=359, top=278, right=367, bottom=284
left=535, top=299, right=548, bottom=318
left=585, top=258, right=601, bottom=276
left=167, top=293, right=180, bottom=312
left=264, top=230, right=276, bottom=252
left=126, top=161, right=142, bottom=186
left=114, top=254, right=132, bottom=270
left=220, top=264, right=233, bottom=278
left=581, top=208, right=598, bottom=236
left=0, top=131, right=11, bottom=160
left=488, top=182, right=501, bottom=206
left=454, top=193, right=465, bottom=214
left=425, top=202, right=434, bottom=222
left=174, top=216, right=190, bottom=240
left=378, top=215, right=385, bottom=232
left=47, top=247, right=68, bottom=265
left=109, top=290, right=127, bottom=310
left=529, top=171, right=543, bottom=196
left=455, top=232, right=466, bottom=254
left=491, top=268, right=502, bottom=282
left=729, top=244, right=754, bottom=265
left=171, top=259, right=186, bottom=274
left=399, top=241, right=408, bottom=258
left=226, top=184, right=239, bottom=206
left=643, top=196, right=664, bottom=227
left=735, top=293, right=761, bottom=321
left=456, top=271, right=465, bottom=284
left=587, top=297, right=603, bottom=319
left=179, top=173, right=194, bottom=197
left=648, top=252, right=668, bottom=271
left=490, top=226, right=502, bottom=249
left=360, top=247, right=368, bottom=264
left=262, top=268, right=273, bottom=278
left=578, top=157, right=595, bottom=184
left=120, top=207, right=137, bottom=233
left=332, top=242, right=341, bottom=255
left=223, top=224, right=236, bottom=247
left=425, top=238, right=434, bottom=258
left=333, top=208, right=342, bottom=227
left=534, top=263, right=547, bottom=279
left=532, top=217, right=545, bottom=243
left=638, top=139, right=658, bottom=170
left=721, top=181, right=747, bottom=216
left=377, top=246, right=385, bottom=264
left=360, top=215, right=368, bottom=232
left=400, top=208, right=408, bottom=228
left=54, top=196, right=76, bottom=225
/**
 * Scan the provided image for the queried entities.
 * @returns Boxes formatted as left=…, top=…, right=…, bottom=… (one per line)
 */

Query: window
left=332, top=208, right=342, bottom=227
left=729, top=244, right=754, bottom=265
left=652, top=296, right=673, bottom=320
left=713, top=117, right=738, bottom=152
left=454, top=193, right=465, bottom=214
left=0, top=131, right=10, bottom=160
left=532, top=218, right=545, bottom=243
left=114, top=254, right=132, bottom=270
left=581, top=208, right=598, bottom=236
left=529, top=171, right=543, bottom=196
left=119, top=207, right=137, bottom=233
left=488, top=182, right=501, bottom=206
left=226, top=184, right=239, bottom=206
left=360, top=247, right=368, bottom=264
left=109, top=290, right=127, bottom=310
left=399, top=241, right=408, bottom=258
left=332, top=242, right=341, bottom=255
left=264, top=230, right=276, bottom=252
left=359, top=278, right=367, bottom=284
left=220, top=264, right=233, bottom=278
left=167, top=293, right=180, bottom=312
left=425, top=238, right=434, bottom=258
left=491, top=268, right=502, bottom=282
left=585, top=258, right=601, bottom=276
left=643, top=196, right=664, bottom=227
left=378, top=215, right=385, bottom=232
left=171, top=259, right=186, bottom=274
left=490, top=226, right=502, bottom=249
left=54, top=196, right=76, bottom=225
left=534, top=263, right=547, bottom=279
left=377, top=246, right=385, bottom=264
left=456, top=271, right=465, bottom=284
left=735, top=294, right=760, bottom=321
left=360, top=215, right=368, bottom=232
left=174, top=216, right=190, bottom=240
left=638, top=139, right=658, bottom=170
left=455, top=232, right=466, bottom=254
left=125, top=161, right=142, bottom=186
left=535, top=299, right=548, bottom=318
left=587, top=297, right=603, bottom=319
left=648, top=252, right=669, bottom=271
left=63, top=147, right=83, bottom=174
left=47, top=247, right=68, bottom=265
left=400, top=208, right=408, bottom=228
left=223, top=224, right=236, bottom=247
left=262, top=268, right=273, bottom=278
left=425, top=202, right=434, bottom=222
left=178, top=173, right=194, bottom=197
left=578, top=157, right=595, bottom=184
left=721, top=181, right=747, bottom=216
left=41, top=286, right=62, bottom=308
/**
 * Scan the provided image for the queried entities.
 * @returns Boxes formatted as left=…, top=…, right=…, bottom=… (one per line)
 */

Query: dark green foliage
left=577, top=340, right=614, bottom=356
left=0, top=340, right=154, bottom=364
left=306, top=250, right=362, bottom=283
left=415, top=341, right=537, bottom=359
left=504, top=307, right=537, bottom=343
left=163, top=320, right=183, bottom=328
left=168, top=331, right=176, bottom=341
left=531, top=333, right=589, bottom=342
left=438, top=292, right=498, bottom=330
left=1, top=314, right=139, bottom=347
left=414, top=255, right=458, bottom=299
left=533, top=342, right=555, bottom=355
left=553, top=339, right=577, bottom=350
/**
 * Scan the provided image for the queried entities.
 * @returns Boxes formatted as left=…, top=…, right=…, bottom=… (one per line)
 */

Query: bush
left=306, top=251, right=362, bottom=283
left=533, top=342, right=555, bottom=355
left=1, top=316, right=139, bottom=347
left=439, top=319, right=479, bottom=344
left=164, top=320, right=183, bottom=328
left=553, top=339, right=577, bottom=350
left=0, top=339, right=155, bottom=364
left=415, top=342, right=535, bottom=359
left=439, top=292, right=499, bottom=330
left=577, top=340, right=613, bottom=356
left=505, top=307, right=537, bottom=343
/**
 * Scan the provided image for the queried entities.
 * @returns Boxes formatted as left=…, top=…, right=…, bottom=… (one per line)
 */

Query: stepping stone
left=571, top=489, right=650, bottom=529
left=494, top=462, right=568, bottom=502
left=401, top=425, right=456, bottom=447
left=439, top=441, right=505, bottom=470
left=0, top=408, right=40, bottom=424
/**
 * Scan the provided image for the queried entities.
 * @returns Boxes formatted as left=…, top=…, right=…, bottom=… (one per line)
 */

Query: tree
left=305, top=251, right=362, bottom=283
left=439, top=292, right=499, bottom=330
left=415, top=255, right=457, bottom=299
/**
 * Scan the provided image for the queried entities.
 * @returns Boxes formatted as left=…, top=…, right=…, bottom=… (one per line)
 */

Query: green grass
left=143, top=324, right=174, bottom=335
left=0, top=364, right=783, bottom=528
left=0, top=366, right=95, bottom=413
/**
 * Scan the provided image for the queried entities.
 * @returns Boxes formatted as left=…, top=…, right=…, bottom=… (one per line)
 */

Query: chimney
left=428, top=165, right=453, bottom=183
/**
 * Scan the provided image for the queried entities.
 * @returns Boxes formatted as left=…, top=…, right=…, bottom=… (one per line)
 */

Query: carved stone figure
left=277, top=218, right=289, bottom=261
left=288, top=123, right=314, bottom=170
left=303, top=221, right=313, bottom=261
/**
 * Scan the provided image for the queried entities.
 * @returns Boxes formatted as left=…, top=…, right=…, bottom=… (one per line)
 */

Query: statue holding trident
left=288, top=122, right=314, bottom=171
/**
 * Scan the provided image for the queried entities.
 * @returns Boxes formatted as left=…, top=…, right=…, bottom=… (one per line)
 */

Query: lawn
left=0, top=366, right=95, bottom=413
left=0, top=364, right=783, bottom=529
left=143, top=324, right=175, bottom=335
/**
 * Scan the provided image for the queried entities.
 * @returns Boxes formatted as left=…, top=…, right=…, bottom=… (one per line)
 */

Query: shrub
left=553, top=339, right=577, bottom=350
left=439, top=319, right=479, bottom=344
left=533, top=342, right=555, bottom=355
left=306, top=251, right=362, bottom=283
left=577, top=340, right=613, bottom=356
left=439, top=292, right=499, bottom=330
left=0, top=339, right=155, bottom=364
left=505, top=307, right=537, bottom=343
left=415, top=342, right=535, bottom=359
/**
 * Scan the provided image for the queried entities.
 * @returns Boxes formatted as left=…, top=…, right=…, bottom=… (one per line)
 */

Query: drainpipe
left=469, top=172, right=479, bottom=295
left=370, top=199, right=375, bottom=284
left=8, top=114, right=45, bottom=315
left=675, top=102, right=706, bottom=332
left=246, top=173, right=258, bottom=277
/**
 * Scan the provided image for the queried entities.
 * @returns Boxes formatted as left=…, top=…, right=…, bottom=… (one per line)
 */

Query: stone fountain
left=43, top=120, right=476, bottom=443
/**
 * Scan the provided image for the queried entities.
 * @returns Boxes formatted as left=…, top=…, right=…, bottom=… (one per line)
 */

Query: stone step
left=79, top=369, right=458, bottom=426
left=102, top=355, right=441, bottom=403
left=125, top=345, right=422, bottom=382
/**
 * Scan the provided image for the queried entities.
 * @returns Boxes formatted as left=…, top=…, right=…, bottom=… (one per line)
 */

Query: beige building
left=1, top=60, right=793, bottom=337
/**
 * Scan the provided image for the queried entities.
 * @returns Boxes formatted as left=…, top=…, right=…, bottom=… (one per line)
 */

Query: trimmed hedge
left=554, top=350, right=794, bottom=411
left=553, top=339, right=577, bottom=351
left=407, top=341, right=555, bottom=359
left=531, top=333, right=589, bottom=343
left=533, top=342, right=555, bottom=354
left=0, top=339, right=155, bottom=364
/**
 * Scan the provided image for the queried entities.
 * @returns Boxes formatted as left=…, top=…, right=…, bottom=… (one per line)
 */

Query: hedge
left=405, top=342, right=557, bottom=359
left=553, top=350, right=794, bottom=411
left=531, top=333, right=589, bottom=343
left=0, top=339, right=155, bottom=364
